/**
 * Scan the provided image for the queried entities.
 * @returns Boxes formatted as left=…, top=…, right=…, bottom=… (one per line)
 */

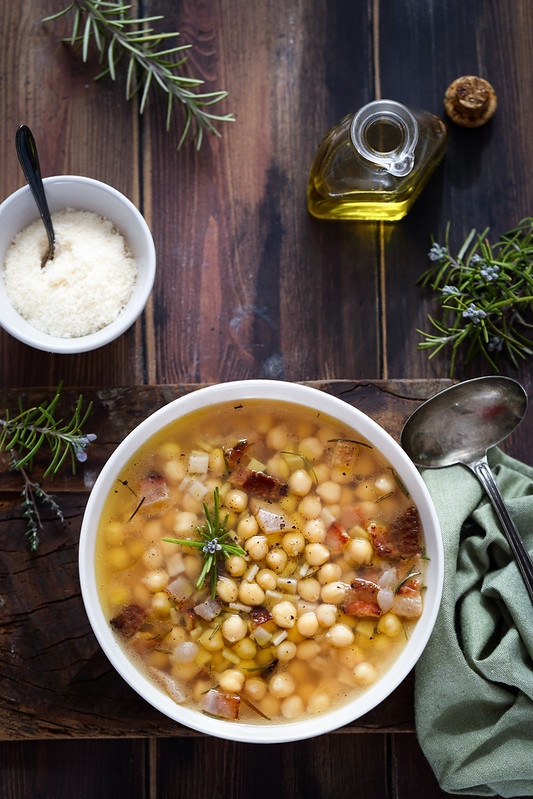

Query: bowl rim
left=79, top=379, right=444, bottom=743
left=0, top=175, right=156, bottom=353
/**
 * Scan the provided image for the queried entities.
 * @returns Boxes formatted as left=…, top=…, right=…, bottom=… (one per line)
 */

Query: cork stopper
left=444, top=75, right=497, bottom=128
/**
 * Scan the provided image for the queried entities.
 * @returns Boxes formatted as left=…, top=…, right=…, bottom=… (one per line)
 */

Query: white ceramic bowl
left=0, top=176, right=155, bottom=353
left=79, top=379, right=444, bottom=743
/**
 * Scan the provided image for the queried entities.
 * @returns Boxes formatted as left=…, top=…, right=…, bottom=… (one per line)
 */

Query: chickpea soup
left=96, top=399, right=426, bottom=724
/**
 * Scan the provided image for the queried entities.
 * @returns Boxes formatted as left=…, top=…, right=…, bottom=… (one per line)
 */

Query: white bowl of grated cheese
left=0, top=175, right=156, bottom=353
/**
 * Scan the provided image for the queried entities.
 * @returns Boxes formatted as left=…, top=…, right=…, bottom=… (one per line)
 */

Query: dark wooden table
left=1, top=1, right=532, bottom=797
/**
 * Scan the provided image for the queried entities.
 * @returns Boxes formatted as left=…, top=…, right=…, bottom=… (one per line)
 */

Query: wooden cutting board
left=0, top=378, right=467, bottom=739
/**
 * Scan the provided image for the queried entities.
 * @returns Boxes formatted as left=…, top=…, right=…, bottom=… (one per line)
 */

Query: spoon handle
left=471, top=456, right=533, bottom=604
left=15, top=125, right=55, bottom=260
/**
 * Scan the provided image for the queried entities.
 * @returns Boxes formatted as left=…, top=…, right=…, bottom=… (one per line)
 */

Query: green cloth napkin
left=415, top=448, right=533, bottom=798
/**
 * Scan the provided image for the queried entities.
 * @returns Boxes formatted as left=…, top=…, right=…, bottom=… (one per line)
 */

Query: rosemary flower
left=417, top=219, right=533, bottom=375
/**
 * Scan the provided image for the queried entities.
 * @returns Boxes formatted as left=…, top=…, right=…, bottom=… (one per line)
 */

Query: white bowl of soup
left=79, top=380, right=443, bottom=743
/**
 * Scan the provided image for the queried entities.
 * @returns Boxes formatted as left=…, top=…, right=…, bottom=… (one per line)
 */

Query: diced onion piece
left=151, top=669, right=186, bottom=704
left=244, top=564, right=259, bottom=583
left=377, top=587, right=394, bottom=612
left=188, top=451, right=209, bottom=474
left=392, top=593, right=423, bottom=618
left=265, top=589, right=284, bottom=602
left=271, top=629, right=288, bottom=646
left=222, top=648, right=241, bottom=665
left=200, top=688, right=241, bottom=720
left=251, top=626, right=272, bottom=646
left=320, top=507, right=337, bottom=528
left=187, top=478, right=209, bottom=501
left=194, top=597, right=222, bottom=621
left=255, top=507, right=288, bottom=533
left=167, top=574, right=194, bottom=602
left=167, top=552, right=186, bottom=577
left=228, top=602, right=252, bottom=613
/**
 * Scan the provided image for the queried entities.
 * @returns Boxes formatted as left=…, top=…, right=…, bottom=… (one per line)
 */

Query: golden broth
left=96, top=399, right=426, bottom=724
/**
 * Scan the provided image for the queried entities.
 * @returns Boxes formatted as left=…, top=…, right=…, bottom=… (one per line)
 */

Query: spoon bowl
left=401, top=376, right=533, bottom=603
left=15, top=125, right=55, bottom=268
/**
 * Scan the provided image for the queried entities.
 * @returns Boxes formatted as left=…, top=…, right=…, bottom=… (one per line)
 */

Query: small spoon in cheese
left=15, top=125, right=56, bottom=268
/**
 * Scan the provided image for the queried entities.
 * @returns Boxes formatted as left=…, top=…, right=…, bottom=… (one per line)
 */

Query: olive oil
left=307, top=100, right=448, bottom=221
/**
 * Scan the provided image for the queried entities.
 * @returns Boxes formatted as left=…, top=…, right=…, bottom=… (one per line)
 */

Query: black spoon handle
left=15, top=125, right=55, bottom=256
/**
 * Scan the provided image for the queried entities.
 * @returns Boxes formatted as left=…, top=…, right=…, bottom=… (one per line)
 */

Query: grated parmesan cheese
left=3, top=207, right=137, bottom=338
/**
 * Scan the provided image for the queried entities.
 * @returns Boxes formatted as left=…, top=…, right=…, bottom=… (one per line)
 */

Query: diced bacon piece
left=139, top=472, right=168, bottom=505
left=331, top=440, right=359, bottom=470
left=368, top=506, right=422, bottom=561
left=200, top=688, right=241, bottom=720
left=325, top=522, right=350, bottom=554
left=194, top=597, right=222, bottom=621
left=392, top=590, right=423, bottom=618
left=230, top=466, right=288, bottom=499
left=110, top=603, right=147, bottom=637
left=251, top=606, right=272, bottom=628
left=343, top=578, right=382, bottom=618
left=340, top=505, right=367, bottom=529
left=224, top=440, right=250, bottom=469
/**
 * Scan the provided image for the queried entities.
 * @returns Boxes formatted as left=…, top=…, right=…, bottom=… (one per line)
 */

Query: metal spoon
left=15, top=124, right=55, bottom=267
left=401, top=376, right=533, bottom=603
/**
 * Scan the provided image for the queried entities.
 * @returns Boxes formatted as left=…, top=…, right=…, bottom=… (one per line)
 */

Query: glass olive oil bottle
left=307, top=100, right=448, bottom=221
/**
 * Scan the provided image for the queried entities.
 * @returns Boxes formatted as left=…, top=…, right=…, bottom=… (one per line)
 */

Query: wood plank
left=0, top=379, right=452, bottom=739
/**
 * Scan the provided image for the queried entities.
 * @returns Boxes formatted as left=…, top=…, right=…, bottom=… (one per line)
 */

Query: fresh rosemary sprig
left=0, top=384, right=96, bottom=549
left=162, top=487, right=246, bottom=598
left=417, top=218, right=533, bottom=376
left=43, top=0, right=234, bottom=149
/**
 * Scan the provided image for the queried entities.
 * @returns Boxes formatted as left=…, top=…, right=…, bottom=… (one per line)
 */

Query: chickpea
left=219, top=669, right=245, bottom=693
left=296, top=640, right=321, bottom=660
left=198, top=628, right=224, bottom=652
left=238, top=581, right=265, bottom=606
left=377, top=613, right=402, bottom=638
left=161, top=459, right=186, bottom=485
left=318, top=563, right=342, bottom=584
left=132, top=583, right=151, bottom=608
left=316, top=480, right=341, bottom=505
left=172, top=511, right=198, bottom=535
left=107, top=547, right=131, bottom=571
left=303, top=518, right=326, bottom=543
left=266, top=547, right=288, bottom=573
left=244, top=678, right=267, bottom=702
left=271, top=601, right=297, bottom=628
left=258, top=694, right=281, bottom=718
left=208, top=448, right=226, bottom=475
left=352, top=661, right=377, bottom=686
left=222, top=615, right=248, bottom=643
left=282, top=531, right=305, bottom=557
left=237, top=515, right=259, bottom=540
left=233, top=637, right=257, bottom=660
left=181, top=494, right=203, bottom=514
left=297, top=577, right=321, bottom=602
left=288, top=469, right=313, bottom=497
left=296, top=611, right=319, bottom=638
left=276, top=640, right=297, bottom=662
left=216, top=576, right=239, bottom=604
left=305, top=543, right=330, bottom=567
left=281, top=695, right=305, bottom=719
left=226, top=555, right=248, bottom=577
left=316, top=603, right=338, bottom=627
left=226, top=489, right=248, bottom=513
left=151, top=591, right=171, bottom=617
left=167, top=627, right=188, bottom=649
left=193, top=678, right=213, bottom=703
left=109, top=585, right=130, bottom=606
left=266, top=424, right=289, bottom=451
left=287, top=659, right=308, bottom=681
left=326, top=623, right=355, bottom=648
left=256, top=568, right=278, bottom=591
left=142, top=568, right=169, bottom=592
left=320, top=581, right=348, bottom=605
left=345, top=538, right=373, bottom=567
left=245, top=535, right=269, bottom=561
left=184, top=554, right=202, bottom=580
left=105, top=522, right=124, bottom=546
left=298, top=437, right=324, bottom=462
left=298, top=495, right=322, bottom=520
left=142, top=546, right=164, bottom=569
left=336, top=644, right=365, bottom=668
left=269, top=672, right=296, bottom=699
left=375, top=475, right=395, bottom=494
left=307, top=691, right=331, bottom=713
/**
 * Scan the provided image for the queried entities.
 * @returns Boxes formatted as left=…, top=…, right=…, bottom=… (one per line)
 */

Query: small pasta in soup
left=96, top=399, right=426, bottom=724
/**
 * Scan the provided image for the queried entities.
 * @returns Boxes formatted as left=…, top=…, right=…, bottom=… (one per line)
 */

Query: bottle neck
left=350, top=100, right=418, bottom=177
